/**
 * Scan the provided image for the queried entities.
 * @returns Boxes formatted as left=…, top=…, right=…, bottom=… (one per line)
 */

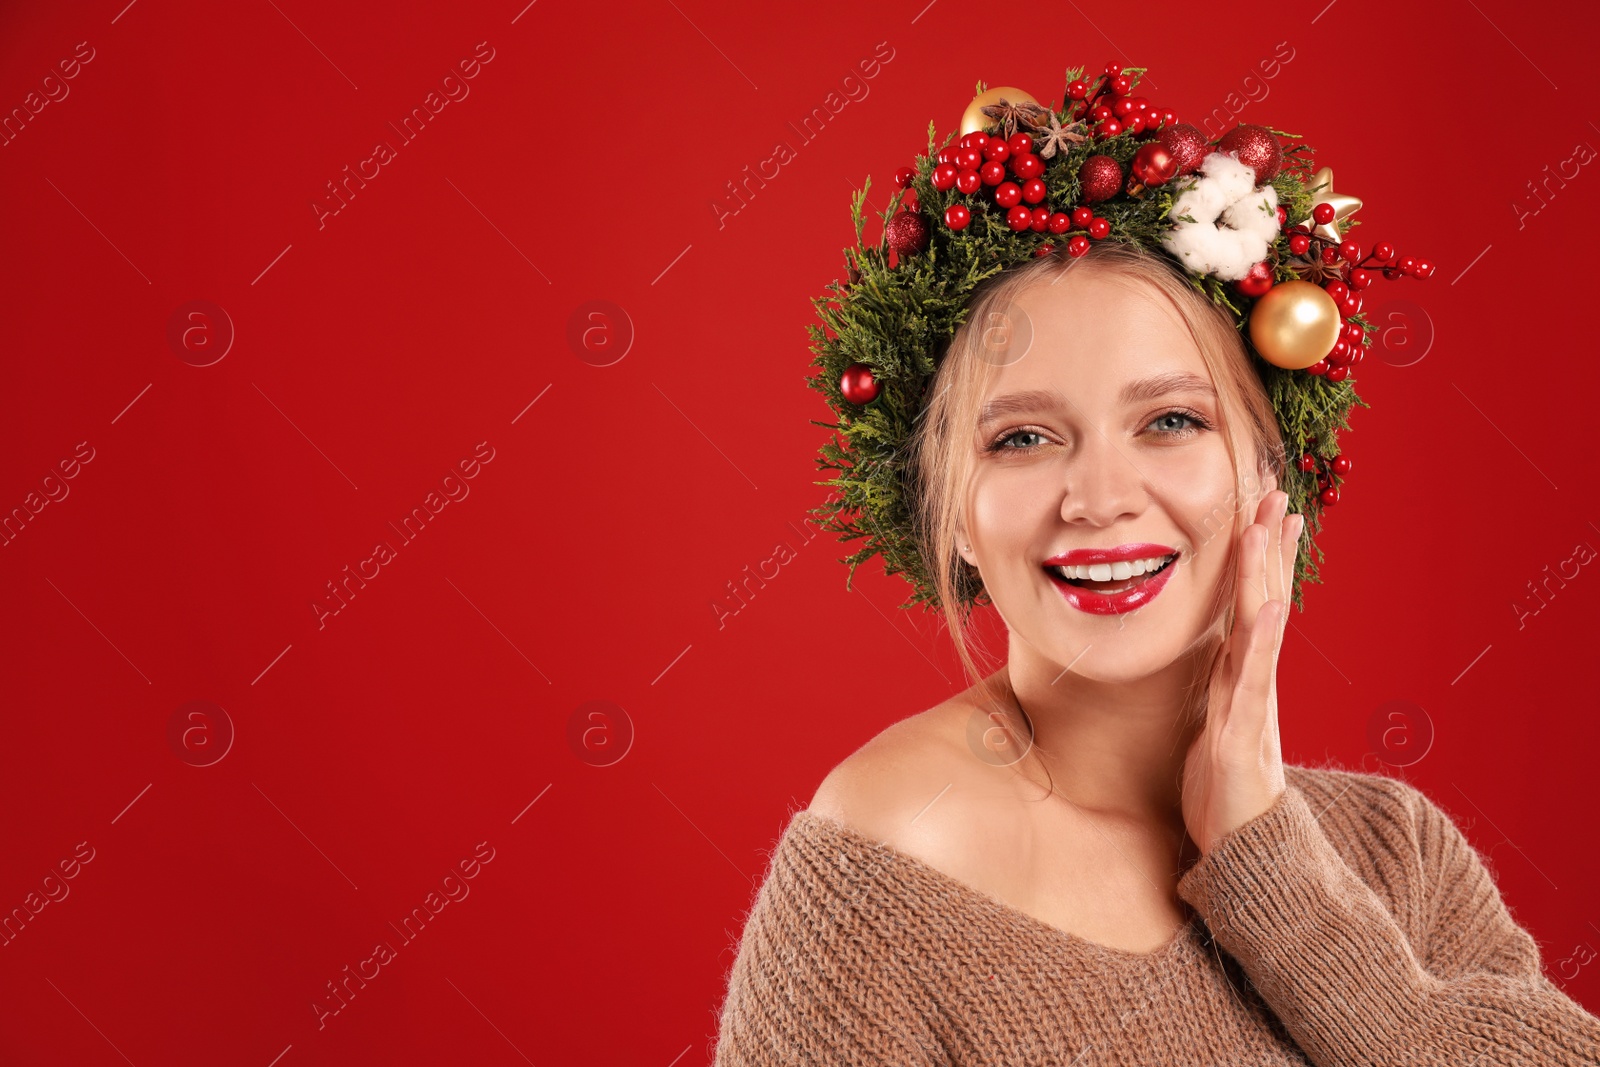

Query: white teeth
left=1051, top=554, right=1174, bottom=582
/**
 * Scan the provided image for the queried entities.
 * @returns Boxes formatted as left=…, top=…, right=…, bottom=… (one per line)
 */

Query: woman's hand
left=1180, top=480, right=1301, bottom=857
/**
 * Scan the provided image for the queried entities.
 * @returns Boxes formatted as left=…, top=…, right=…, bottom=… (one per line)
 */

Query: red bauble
left=886, top=211, right=930, bottom=256
left=1079, top=155, right=1123, bottom=202
left=1233, top=260, right=1274, bottom=298
left=840, top=363, right=880, bottom=405
left=1155, top=122, right=1209, bottom=177
left=1216, top=124, right=1283, bottom=185
left=1130, top=142, right=1179, bottom=187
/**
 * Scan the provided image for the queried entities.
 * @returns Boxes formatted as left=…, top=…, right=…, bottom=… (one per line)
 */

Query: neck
left=991, top=638, right=1215, bottom=827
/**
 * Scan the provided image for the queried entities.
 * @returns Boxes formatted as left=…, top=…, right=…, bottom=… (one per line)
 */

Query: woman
left=710, top=225, right=1600, bottom=1065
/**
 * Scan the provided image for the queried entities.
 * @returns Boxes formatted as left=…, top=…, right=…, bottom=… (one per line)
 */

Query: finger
left=1279, top=511, right=1303, bottom=616
left=1226, top=599, right=1282, bottom=749
left=1234, top=520, right=1267, bottom=646
left=1267, top=491, right=1288, bottom=607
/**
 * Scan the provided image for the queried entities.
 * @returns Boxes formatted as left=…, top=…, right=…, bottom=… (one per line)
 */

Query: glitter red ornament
left=1216, top=124, right=1283, bottom=185
left=1079, top=155, right=1123, bottom=202
left=1156, top=122, right=1209, bottom=177
left=886, top=211, right=930, bottom=256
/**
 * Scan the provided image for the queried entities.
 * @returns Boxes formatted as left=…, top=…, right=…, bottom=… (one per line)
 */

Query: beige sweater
left=711, top=764, right=1600, bottom=1065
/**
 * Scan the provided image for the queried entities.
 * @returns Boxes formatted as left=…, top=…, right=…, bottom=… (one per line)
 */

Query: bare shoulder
left=806, top=697, right=1023, bottom=866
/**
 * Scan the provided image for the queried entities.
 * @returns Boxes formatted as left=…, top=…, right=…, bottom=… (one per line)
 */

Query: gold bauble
left=1248, top=281, right=1342, bottom=369
left=960, top=86, right=1040, bottom=137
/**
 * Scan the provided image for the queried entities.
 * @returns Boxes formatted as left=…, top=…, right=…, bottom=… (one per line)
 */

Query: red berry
left=1373, top=242, right=1395, bottom=261
left=994, top=182, right=1022, bottom=208
left=1313, top=203, right=1336, bottom=225
left=1339, top=239, right=1361, bottom=262
left=1326, top=365, right=1349, bottom=382
left=1320, top=245, right=1340, bottom=264
left=1098, top=119, right=1124, bottom=138
left=894, top=166, right=916, bottom=188
left=1071, top=206, right=1094, bottom=226
left=1319, top=486, right=1340, bottom=506
left=932, top=163, right=958, bottom=191
left=1330, top=454, right=1352, bottom=475
left=1021, top=178, right=1048, bottom=204
left=1276, top=205, right=1288, bottom=228
left=1067, top=234, right=1091, bottom=257
left=1006, top=205, right=1032, bottom=231
left=1008, top=133, right=1033, bottom=156
left=1306, top=359, right=1329, bottom=376
left=1414, top=259, right=1435, bottom=279
left=1399, top=255, right=1418, bottom=275
left=980, top=161, right=1005, bottom=186
left=1067, top=79, right=1089, bottom=100
left=1288, top=234, right=1311, bottom=256
left=1348, top=269, right=1373, bottom=290
left=937, top=147, right=955, bottom=166
left=1110, top=75, right=1132, bottom=96
left=1012, top=153, right=1043, bottom=180
left=1324, top=280, right=1349, bottom=301
left=944, top=204, right=971, bottom=230
left=1031, top=207, right=1050, bottom=232
left=983, top=139, right=1011, bottom=163
left=955, top=170, right=981, bottom=194
left=1296, top=454, right=1316, bottom=472
left=955, top=146, right=981, bottom=172
left=1088, top=216, right=1110, bottom=239
left=1047, top=212, right=1071, bottom=234
left=960, top=131, right=988, bottom=151
left=1090, top=104, right=1114, bottom=122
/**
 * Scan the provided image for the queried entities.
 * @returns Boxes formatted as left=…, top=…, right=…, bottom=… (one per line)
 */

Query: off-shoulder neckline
left=788, top=807, right=1209, bottom=966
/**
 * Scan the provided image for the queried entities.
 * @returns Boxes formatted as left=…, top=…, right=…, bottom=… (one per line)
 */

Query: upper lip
left=1042, top=543, right=1178, bottom=567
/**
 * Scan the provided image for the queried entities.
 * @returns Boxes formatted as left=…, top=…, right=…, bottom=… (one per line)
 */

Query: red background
left=2, top=0, right=1597, bottom=1062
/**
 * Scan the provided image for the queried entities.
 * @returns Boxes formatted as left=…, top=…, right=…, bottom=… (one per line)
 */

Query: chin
left=1037, top=625, right=1198, bottom=685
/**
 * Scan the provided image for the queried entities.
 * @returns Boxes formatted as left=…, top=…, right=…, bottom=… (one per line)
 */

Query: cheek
left=968, top=464, right=1059, bottom=543
left=1150, top=440, right=1241, bottom=546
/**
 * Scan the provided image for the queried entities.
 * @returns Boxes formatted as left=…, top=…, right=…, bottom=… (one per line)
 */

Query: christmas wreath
left=804, top=60, right=1433, bottom=614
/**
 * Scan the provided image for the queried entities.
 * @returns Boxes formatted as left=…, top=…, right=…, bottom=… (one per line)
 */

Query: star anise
left=1025, top=108, right=1090, bottom=160
left=1289, top=249, right=1346, bottom=286
left=979, top=97, right=1051, bottom=140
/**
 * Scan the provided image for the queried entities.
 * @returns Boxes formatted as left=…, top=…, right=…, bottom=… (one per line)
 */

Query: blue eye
left=1148, top=408, right=1212, bottom=437
left=988, top=429, right=1047, bottom=452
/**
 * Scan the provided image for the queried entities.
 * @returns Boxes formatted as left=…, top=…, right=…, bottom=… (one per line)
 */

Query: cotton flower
left=1159, top=151, right=1280, bottom=281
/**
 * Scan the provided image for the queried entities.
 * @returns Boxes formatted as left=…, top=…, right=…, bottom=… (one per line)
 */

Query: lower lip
left=1045, top=557, right=1177, bottom=616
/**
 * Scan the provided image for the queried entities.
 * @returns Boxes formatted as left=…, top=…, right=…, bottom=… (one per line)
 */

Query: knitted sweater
left=711, top=764, right=1600, bottom=1066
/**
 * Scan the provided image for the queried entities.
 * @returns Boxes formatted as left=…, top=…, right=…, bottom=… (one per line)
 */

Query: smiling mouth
left=1044, top=553, right=1178, bottom=595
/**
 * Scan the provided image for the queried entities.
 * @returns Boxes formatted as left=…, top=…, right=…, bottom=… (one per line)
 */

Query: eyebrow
left=977, top=372, right=1217, bottom=428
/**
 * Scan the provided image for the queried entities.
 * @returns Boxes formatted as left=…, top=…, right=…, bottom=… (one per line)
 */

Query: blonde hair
left=904, top=240, right=1287, bottom=747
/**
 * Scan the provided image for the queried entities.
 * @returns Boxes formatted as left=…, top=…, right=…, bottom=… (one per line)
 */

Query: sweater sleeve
left=711, top=821, right=950, bottom=1066
left=1174, top=781, right=1600, bottom=1067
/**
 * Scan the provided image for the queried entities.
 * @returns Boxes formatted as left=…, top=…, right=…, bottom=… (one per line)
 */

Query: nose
left=1057, top=430, right=1148, bottom=528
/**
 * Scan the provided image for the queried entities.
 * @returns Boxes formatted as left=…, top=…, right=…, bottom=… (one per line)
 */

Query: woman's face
left=958, top=264, right=1265, bottom=683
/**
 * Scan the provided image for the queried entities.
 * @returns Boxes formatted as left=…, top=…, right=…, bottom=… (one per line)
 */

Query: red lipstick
left=1042, top=543, right=1179, bottom=616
